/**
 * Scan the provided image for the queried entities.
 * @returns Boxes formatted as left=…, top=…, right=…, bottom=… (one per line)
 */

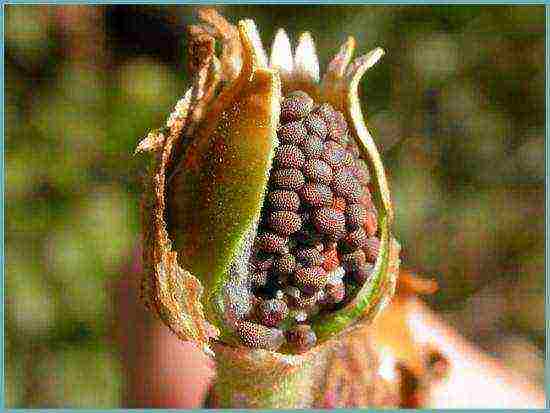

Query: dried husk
left=137, top=9, right=401, bottom=407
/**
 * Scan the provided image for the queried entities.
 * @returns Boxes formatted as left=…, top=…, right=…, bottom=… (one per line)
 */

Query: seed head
left=294, top=266, right=327, bottom=294
left=363, top=236, right=381, bottom=263
left=273, top=253, right=297, bottom=275
left=295, top=246, right=325, bottom=267
left=345, top=203, right=367, bottom=228
left=300, top=135, right=324, bottom=159
left=332, top=170, right=363, bottom=203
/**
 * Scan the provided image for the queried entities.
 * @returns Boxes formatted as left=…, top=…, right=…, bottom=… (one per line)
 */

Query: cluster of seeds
left=237, top=91, right=381, bottom=353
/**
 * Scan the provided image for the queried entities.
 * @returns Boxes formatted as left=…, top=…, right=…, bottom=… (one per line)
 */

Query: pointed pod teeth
left=270, top=28, right=294, bottom=76
left=294, top=32, right=320, bottom=83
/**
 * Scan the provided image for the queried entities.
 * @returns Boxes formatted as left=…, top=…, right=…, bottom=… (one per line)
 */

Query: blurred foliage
left=4, top=5, right=545, bottom=407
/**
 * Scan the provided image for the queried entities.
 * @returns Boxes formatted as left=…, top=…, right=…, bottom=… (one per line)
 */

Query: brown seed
left=237, top=321, right=285, bottom=350
left=363, top=236, right=380, bottom=263
left=274, top=144, right=305, bottom=169
left=301, top=136, right=324, bottom=159
left=281, top=91, right=314, bottom=121
left=353, top=160, right=371, bottom=185
left=345, top=227, right=368, bottom=250
left=287, top=324, right=317, bottom=353
left=312, top=207, right=346, bottom=240
left=267, top=190, right=300, bottom=212
left=257, top=299, right=288, bottom=327
left=294, top=266, right=327, bottom=294
left=345, top=203, right=367, bottom=228
left=303, top=159, right=333, bottom=185
left=291, top=292, right=318, bottom=310
left=354, top=262, right=375, bottom=284
left=299, top=183, right=334, bottom=208
left=268, top=211, right=302, bottom=236
left=347, top=141, right=360, bottom=158
left=332, top=171, right=363, bottom=203
left=295, top=247, right=325, bottom=267
left=321, top=140, right=347, bottom=168
left=304, top=113, right=328, bottom=139
left=321, top=281, right=345, bottom=305
left=364, top=210, right=378, bottom=237
left=277, top=121, right=308, bottom=146
left=249, top=270, right=268, bottom=288
left=341, top=249, right=367, bottom=273
left=271, top=168, right=305, bottom=191
left=256, top=232, right=289, bottom=254
left=273, top=254, right=296, bottom=275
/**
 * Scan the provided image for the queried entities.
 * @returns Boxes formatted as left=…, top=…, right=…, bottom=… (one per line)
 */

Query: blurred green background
left=5, top=5, right=545, bottom=407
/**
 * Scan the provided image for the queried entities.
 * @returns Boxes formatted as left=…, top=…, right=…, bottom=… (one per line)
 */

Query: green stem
left=206, top=323, right=400, bottom=408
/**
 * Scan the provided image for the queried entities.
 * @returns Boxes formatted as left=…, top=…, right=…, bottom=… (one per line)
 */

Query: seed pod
left=303, top=159, right=333, bottom=185
left=277, top=121, right=308, bottom=146
left=287, top=324, right=317, bottom=353
left=140, top=14, right=399, bottom=357
left=271, top=168, right=305, bottom=191
left=256, top=232, right=289, bottom=254
left=312, top=207, right=346, bottom=240
left=268, top=210, right=302, bottom=235
left=281, top=91, right=314, bottom=121
left=294, top=266, right=328, bottom=294
left=257, top=299, right=289, bottom=327
left=237, top=321, right=285, bottom=351
left=274, top=144, right=305, bottom=169
left=267, top=190, right=301, bottom=212
left=304, top=113, right=328, bottom=139
left=299, top=183, right=334, bottom=208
